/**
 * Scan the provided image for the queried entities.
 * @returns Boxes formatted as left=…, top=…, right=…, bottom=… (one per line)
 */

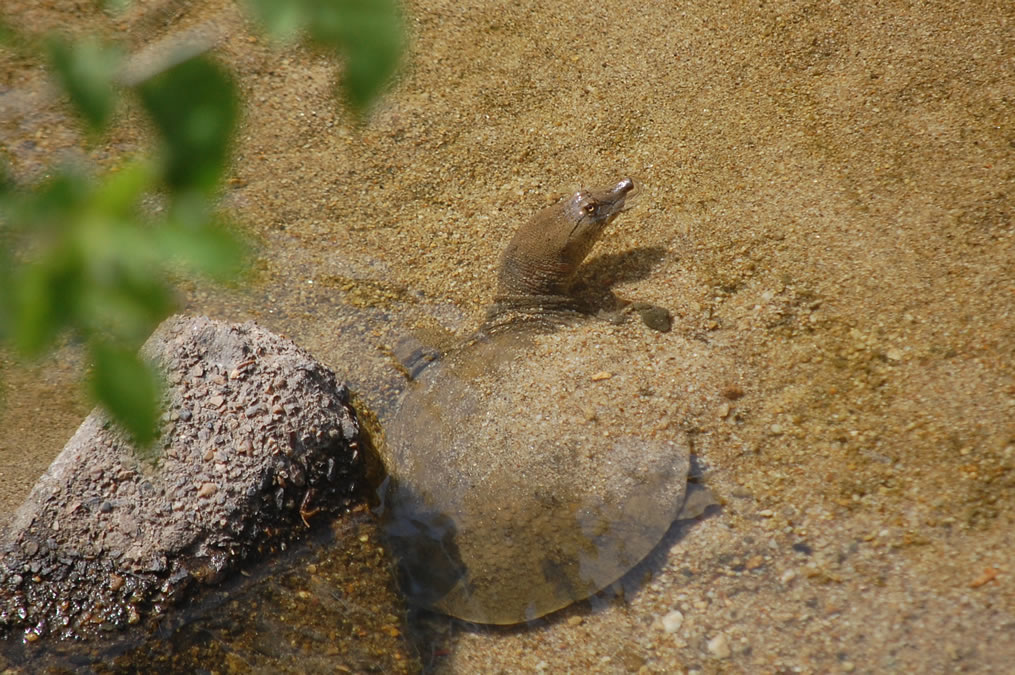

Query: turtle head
left=497, top=178, right=635, bottom=297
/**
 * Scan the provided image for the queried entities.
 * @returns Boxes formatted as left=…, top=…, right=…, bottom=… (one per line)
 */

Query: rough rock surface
left=0, top=315, right=363, bottom=643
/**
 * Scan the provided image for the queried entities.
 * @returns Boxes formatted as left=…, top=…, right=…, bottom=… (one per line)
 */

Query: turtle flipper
left=391, top=318, right=462, bottom=379
left=392, top=335, right=442, bottom=379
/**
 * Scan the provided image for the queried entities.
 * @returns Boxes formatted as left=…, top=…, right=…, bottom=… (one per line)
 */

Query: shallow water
left=382, top=321, right=695, bottom=624
left=2, top=509, right=416, bottom=673
left=2, top=0, right=1014, bottom=671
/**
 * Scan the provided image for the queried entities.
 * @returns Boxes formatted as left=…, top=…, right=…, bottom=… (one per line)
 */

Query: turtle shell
left=382, top=321, right=693, bottom=624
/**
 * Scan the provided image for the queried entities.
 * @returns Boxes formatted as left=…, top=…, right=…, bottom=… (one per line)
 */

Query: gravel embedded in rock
left=0, top=315, right=364, bottom=642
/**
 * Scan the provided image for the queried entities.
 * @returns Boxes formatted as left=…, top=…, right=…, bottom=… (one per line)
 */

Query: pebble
left=197, top=483, right=218, bottom=498
left=638, top=305, right=673, bottom=332
left=707, top=633, right=731, bottom=659
left=660, top=610, right=684, bottom=633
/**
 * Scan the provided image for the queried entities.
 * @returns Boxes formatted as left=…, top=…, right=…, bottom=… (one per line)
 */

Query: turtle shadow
left=580, top=246, right=669, bottom=287
left=573, top=246, right=670, bottom=312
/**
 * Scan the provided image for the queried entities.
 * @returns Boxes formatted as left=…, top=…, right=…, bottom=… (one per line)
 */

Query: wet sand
left=1, top=0, right=1013, bottom=671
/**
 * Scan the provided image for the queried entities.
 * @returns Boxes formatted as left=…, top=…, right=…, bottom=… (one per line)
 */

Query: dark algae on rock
left=382, top=180, right=704, bottom=624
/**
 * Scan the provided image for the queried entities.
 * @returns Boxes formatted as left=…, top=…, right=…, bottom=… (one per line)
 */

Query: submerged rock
left=0, top=315, right=363, bottom=643
left=382, top=180, right=704, bottom=623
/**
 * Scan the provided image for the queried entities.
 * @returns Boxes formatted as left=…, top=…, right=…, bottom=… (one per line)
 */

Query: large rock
left=0, top=315, right=363, bottom=642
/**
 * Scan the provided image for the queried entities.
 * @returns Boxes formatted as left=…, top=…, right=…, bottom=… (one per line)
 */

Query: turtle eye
left=583, top=203, right=596, bottom=215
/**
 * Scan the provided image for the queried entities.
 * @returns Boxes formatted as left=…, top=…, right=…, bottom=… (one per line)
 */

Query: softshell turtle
left=382, top=179, right=695, bottom=624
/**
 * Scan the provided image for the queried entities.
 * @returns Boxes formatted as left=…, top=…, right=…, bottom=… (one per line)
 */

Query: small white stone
left=780, top=569, right=797, bottom=584
left=707, top=633, right=731, bottom=659
left=660, top=610, right=684, bottom=633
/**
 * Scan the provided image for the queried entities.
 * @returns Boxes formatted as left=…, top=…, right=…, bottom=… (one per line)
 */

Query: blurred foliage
left=245, top=0, right=404, bottom=113
left=0, top=1, right=404, bottom=447
left=45, top=37, right=122, bottom=136
left=136, top=57, right=239, bottom=194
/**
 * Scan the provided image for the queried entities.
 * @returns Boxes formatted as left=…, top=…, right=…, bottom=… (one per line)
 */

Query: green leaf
left=244, top=0, right=305, bottom=39
left=85, top=161, right=153, bottom=220
left=46, top=36, right=122, bottom=135
left=89, top=339, right=161, bottom=447
left=11, top=168, right=88, bottom=236
left=101, top=0, right=132, bottom=14
left=0, top=168, right=84, bottom=354
left=244, top=0, right=404, bottom=113
left=0, top=264, right=11, bottom=345
left=0, top=16, right=23, bottom=50
left=8, top=248, right=81, bottom=356
left=135, top=55, right=238, bottom=193
left=310, top=0, right=404, bottom=112
left=78, top=265, right=176, bottom=345
left=159, top=222, right=249, bottom=281
left=0, top=156, right=11, bottom=197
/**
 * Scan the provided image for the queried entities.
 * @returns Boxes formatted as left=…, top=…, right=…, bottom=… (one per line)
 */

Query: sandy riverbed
left=1, top=0, right=1013, bottom=671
